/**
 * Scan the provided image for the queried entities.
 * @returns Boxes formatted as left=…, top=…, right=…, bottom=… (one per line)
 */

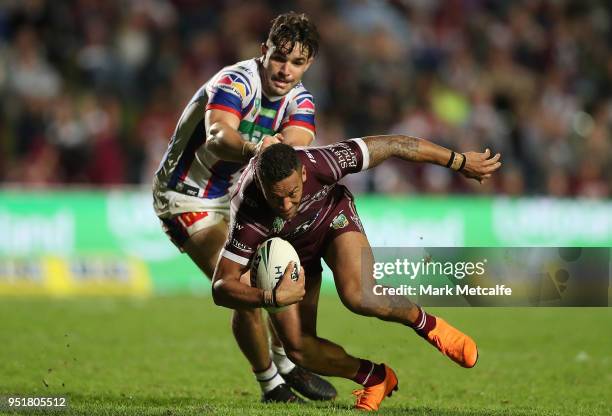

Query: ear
left=303, top=56, right=314, bottom=72
left=301, top=165, right=307, bottom=183
left=261, top=42, right=268, bottom=57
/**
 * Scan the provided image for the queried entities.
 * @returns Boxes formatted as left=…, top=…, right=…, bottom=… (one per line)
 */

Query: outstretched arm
left=204, top=109, right=253, bottom=163
left=204, top=110, right=282, bottom=162
left=362, top=135, right=501, bottom=183
left=281, top=125, right=315, bottom=147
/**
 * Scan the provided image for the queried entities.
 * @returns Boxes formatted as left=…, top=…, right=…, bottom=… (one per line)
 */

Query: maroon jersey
left=221, top=138, right=370, bottom=274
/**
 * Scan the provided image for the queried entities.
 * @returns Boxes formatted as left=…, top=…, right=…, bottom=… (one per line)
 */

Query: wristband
left=446, top=151, right=455, bottom=168
left=450, top=152, right=464, bottom=171
left=458, top=153, right=467, bottom=171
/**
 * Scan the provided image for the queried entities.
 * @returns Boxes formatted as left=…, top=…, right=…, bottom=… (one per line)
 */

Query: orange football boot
left=426, top=317, right=478, bottom=368
left=353, top=365, right=399, bottom=411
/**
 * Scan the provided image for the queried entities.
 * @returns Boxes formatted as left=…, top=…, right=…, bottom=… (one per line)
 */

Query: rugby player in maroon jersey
left=213, top=135, right=501, bottom=410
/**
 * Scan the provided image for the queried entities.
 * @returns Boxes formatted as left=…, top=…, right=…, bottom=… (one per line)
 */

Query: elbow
left=205, top=135, right=221, bottom=157
left=205, top=137, right=220, bottom=158
left=205, top=122, right=224, bottom=156
left=208, top=121, right=223, bottom=139
left=211, top=279, right=227, bottom=308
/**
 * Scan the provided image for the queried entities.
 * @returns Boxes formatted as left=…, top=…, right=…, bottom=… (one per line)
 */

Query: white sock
left=254, top=361, right=284, bottom=393
left=271, top=345, right=296, bottom=375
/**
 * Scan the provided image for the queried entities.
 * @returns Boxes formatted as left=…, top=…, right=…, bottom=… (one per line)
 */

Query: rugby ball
left=250, top=237, right=300, bottom=313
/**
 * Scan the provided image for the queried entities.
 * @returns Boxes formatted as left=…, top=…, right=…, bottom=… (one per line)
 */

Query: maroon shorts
left=290, top=188, right=364, bottom=276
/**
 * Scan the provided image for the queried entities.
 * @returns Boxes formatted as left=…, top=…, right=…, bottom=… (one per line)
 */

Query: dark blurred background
left=0, top=0, right=610, bottom=197
left=0, top=9, right=610, bottom=409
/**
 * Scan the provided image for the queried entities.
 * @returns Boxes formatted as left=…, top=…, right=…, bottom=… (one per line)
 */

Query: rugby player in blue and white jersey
left=152, top=12, right=335, bottom=403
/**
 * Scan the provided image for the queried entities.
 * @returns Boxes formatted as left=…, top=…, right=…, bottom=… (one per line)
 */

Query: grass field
left=0, top=295, right=610, bottom=415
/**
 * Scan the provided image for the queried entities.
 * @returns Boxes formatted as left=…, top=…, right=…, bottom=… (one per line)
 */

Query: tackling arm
left=204, top=110, right=257, bottom=163
left=281, top=125, right=315, bottom=147
left=362, top=135, right=502, bottom=183
left=205, top=109, right=287, bottom=162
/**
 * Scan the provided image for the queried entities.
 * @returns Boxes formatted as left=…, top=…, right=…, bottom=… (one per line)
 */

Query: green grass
left=0, top=296, right=610, bottom=415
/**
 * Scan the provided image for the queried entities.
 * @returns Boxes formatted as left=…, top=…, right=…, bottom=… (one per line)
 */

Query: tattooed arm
left=362, top=135, right=502, bottom=183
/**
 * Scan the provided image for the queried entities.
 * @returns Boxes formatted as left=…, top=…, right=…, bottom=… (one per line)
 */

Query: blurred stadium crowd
left=0, top=0, right=610, bottom=197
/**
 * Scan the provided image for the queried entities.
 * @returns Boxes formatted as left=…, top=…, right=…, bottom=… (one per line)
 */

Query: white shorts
left=153, top=179, right=231, bottom=250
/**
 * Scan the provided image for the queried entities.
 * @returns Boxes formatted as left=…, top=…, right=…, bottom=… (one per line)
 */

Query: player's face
left=262, top=166, right=307, bottom=220
left=260, top=41, right=313, bottom=96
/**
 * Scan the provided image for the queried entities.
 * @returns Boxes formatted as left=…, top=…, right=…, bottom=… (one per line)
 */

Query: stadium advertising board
left=0, top=190, right=610, bottom=296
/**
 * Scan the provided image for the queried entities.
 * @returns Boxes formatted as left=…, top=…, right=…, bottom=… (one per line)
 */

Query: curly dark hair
left=256, top=143, right=301, bottom=186
left=267, top=12, right=319, bottom=59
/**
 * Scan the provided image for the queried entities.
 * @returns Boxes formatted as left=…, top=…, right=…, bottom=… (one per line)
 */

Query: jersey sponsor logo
left=296, top=97, right=315, bottom=113
left=177, top=212, right=209, bottom=229
left=175, top=182, right=199, bottom=197
left=217, top=74, right=248, bottom=98
left=330, top=212, right=349, bottom=230
left=304, top=150, right=317, bottom=164
left=312, top=185, right=330, bottom=202
left=293, top=219, right=315, bottom=235
left=218, top=75, right=233, bottom=85
left=231, top=238, right=252, bottom=253
left=333, top=144, right=358, bottom=169
left=290, top=210, right=320, bottom=236
left=237, top=64, right=254, bottom=76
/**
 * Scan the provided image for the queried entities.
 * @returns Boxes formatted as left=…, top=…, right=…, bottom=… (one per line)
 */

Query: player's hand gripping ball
left=250, top=237, right=301, bottom=313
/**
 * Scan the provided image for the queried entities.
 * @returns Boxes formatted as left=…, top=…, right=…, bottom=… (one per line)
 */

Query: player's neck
left=262, top=90, right=283, bottom=101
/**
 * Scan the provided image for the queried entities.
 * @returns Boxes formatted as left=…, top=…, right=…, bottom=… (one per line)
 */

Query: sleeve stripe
left=246, top=223, right=268, bottom=236
left=317, top=147, right=341, bottom=180
left=282, top=120, right=315, bottom=132
left=289, top=114, right=315, bottom=122
left=281, top=124, right=315, bottom=138
left=208, top=89, right=243, bottom=108
left=221, top=249, right=250, bottom=266
left=352, top=138, right=370, bottom=171
left=295, top=91, right=312, bottom=100
left=206, top=104, right=241, bottom=118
